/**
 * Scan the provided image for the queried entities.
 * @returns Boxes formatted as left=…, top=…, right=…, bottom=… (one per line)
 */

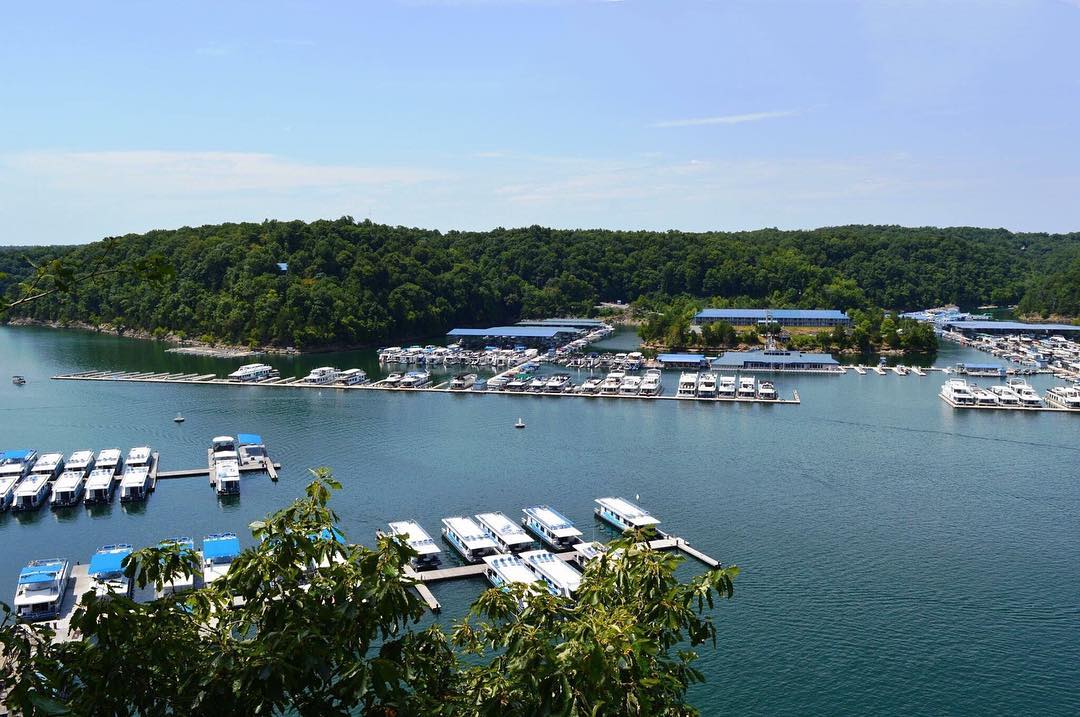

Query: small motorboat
left=173, top=414, right=185, bottom=423
left=12, top=375, right=26, bottom=385
left=514, top=418, right=526, bottom=429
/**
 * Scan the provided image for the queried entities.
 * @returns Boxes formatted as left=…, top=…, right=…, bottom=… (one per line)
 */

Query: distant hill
left=2, top=219, right=1078, bottom=348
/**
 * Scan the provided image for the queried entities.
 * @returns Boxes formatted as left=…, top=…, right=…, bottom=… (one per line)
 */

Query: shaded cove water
left=1, top=325, right=1079, bottom=715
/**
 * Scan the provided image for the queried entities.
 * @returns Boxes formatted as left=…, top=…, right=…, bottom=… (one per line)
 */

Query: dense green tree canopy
left=2, top=220, right=1077, bottom=348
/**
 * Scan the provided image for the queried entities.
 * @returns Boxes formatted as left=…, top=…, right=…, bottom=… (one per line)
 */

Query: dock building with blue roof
left=694, top=308, right=852, bottom=328
left=446, top=325, right=584, bottom=349
left=712, top=349, right=842, bottom=373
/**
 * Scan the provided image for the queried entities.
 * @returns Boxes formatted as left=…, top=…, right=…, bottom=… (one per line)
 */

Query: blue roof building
left=694, top=309, right=852, bottom=328
left=657, top=353, right=712, bottom=369
left=712, top=349, right=842, bottom=373
left=447, top=325, right=584, bottom=348
left=943, top=320, right=1080, bottom=336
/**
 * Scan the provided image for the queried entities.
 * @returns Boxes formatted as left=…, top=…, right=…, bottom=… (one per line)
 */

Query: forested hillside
left=2, top=219, right=1078, bottom=348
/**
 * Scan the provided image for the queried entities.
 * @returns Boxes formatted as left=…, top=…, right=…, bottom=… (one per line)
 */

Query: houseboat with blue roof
left=88, top=544, right=133, bottom=598
left=475, top=511, right=536, bottom=553
left=594, top=497, right=661, bottom=533
left=441, top=516, right=499, bottom=563
left=84, top=467, right=118, bottom=504
left=521, top=549, right=582, bottom=598
left=13, top=558, right=70, bottom=621
left=202, top=533, right=241, bottom=584
left=521, top=505, right=582, bottom=550
left=157, top=537, right=197, bottom=596
left=383, top=521, right=442, bottom=569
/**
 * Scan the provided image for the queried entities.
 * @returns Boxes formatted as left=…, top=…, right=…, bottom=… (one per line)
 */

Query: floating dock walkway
left=405, top=534, right=722, bottom=613
left=938, top=394, right=1075, bottom=413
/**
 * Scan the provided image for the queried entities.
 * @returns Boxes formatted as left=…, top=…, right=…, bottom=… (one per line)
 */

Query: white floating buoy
left=514, top=417, right=526, bottom=429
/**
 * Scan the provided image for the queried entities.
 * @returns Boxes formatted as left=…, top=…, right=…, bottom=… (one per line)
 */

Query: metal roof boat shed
left=943, top=320, right=1080, bottom=336
left=657, top=353, right=711, bottom=369
left=446, top=325, right=583, bottom=348
left=694, top=309, right=852, bottom=328
left=712, top=349, right=841, bottom=372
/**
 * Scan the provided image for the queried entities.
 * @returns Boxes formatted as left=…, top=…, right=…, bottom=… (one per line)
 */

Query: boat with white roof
left=157, top=537, right=197, bottom=596
left=600, top=371, right=625, bottom=395
left=227, top=363, right=278, bottom=382
left=521, top=505, right=582, bottom=550
left=737, top=376, right=757, bottom=398
left=1044, top=385, right=1080, bottom=410
left=50, top=470, right=87, bottom=508
left=486, top=375, right=510, bottom=391
left=618, top=375, right=643, bottom=396
left=210, top=436, right=239, bottom=467
left=594, top=496, right=661, bottom=533
left=579, top=376, right=603, bottom=394
left=95, top=448, right=123, bottom=476
left=970, top=385, right=999, bottom=406
left=756, top=381, right=778, bottom=400
left=0, top=450, right=37, bottom=511
left=476, top=512, right=536, bottom=553
left=718, top=375, right=737, bottom=398
left=640, top=369, right=663, bottom=396
left=126, top=446, right=154, bottom=470
left=988, top=385, right=1021, bottom=406
left=119, top=466, right=151, bottom=503
left=545, top=374, right=572, bottom=392
left=336, top=368, right=369, bottom=385
left=13, top=473, right=51, bottom=511
left=676, top=372, right=698, bottom=397
left=697, top=373, right=718, bottom=398
left=202, top=533, right=241, bottom=584
left=383, top=520, right=442, bottom=568
left=13, top=558, right=70, bottom=621
left=88, top=544, right=134, bottom=598
left=30, top=452, right=65, bottom=480
left=450, top=373, right=477, bottom=390
left=1006, top=378, right=1043, bottom=407
left=399, top=370, right=431, bottom=389
left=382, top=372, right=404, bottom=387
left=302, top=366, right=340, bottom=385
left=65, top=450, right=95, bottom=475
left=441, top=516, right=499, bottom=563
left=521, top=549, right=582, bottom=598
left=212, top=460, right=241, bottom=496
left=483, top=553, right=546, bottom=596
left=940, top=378, right=977, bottom=406
left=84, top=468, right=119, bottom=504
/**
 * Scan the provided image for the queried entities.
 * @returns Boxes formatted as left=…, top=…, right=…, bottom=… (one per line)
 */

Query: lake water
left=1, top=325, right=1077, bottom=715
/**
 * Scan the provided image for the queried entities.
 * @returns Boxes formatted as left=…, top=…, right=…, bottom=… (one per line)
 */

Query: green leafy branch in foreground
left=0, top=468, right=737, bottom=716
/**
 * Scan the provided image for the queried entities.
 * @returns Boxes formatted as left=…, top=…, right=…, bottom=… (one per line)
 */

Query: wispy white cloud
left=652, top=110, right=799, bottom=128
left=6, top=151, right=444, bottom=194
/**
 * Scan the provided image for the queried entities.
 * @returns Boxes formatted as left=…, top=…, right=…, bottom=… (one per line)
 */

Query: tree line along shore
left=1, top=219, right=1078, bottom=352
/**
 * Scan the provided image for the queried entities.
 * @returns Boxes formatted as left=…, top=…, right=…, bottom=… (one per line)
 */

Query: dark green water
left=0, top=326, right=1077, bottom=715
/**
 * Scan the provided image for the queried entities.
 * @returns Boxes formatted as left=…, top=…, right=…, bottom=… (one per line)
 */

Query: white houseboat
left=13, top=559, right=70, bottom=621
left=88, top=544, right=133, bottom=598
left=1006, top=378, right=1043, bottom=407
left=84, top=468, right=118, bottom=504
left=571, top=541, right=608, bottom=568
left=0, top=474, right=21, bottom=512
left=202, top=533, right=241, bottom=584
left=640, top=369, right=663, bottom=396
left=521, top=505, right=582, bottom=550
left=213, top=460, right=241, bottom=496
left=13, top=473, right=51, bottom=512
left=482, top=554, right=545, bottom=596
left=450, top=373, right=477, bottom=390
left=756, top=381, right=778, bottom=400
left=971, top=385, right=999, bottom=406
left=545, top=374, right=572, bottom=393
left=126, top=446, right=154, bottom=471
left=594, top=496, right=661, bottom=533
left=579, top=376, right=603, bottom=394
left=227, top=363, right=278, bottom=382
left=0, top=449, right=37, bottom=485
left=157, top=537, right=197, bottom=596
left=65, top=450, right=96, bottom=475
left=940, top=379, right=977, bottom=406
left=676, top=372, right=698, bottom=397
left=521, top=549, right=582, bottom=598
left=383, top=372, right=404, bottom=387
left=618, top=375, right=643, bottom=396
left=399, top=371, right=431, bottom=389
left=988, top=385, right=1021, bottom=406
left=119, top=466, right=151, bottom=503
left=302, top=366, right=340, bottom=385
left=1045, top=386, right=1080, bottom=410
left=211, top=436, right=239, bottom=467
left=486, top=375, right=510, bottom=391
left=476, top=512, right=536, bottom=553
left=95, top=448, right=123, bottom=476
left=336, top=368, right=369, bottom=386
left=697, top=373, right=718, bottom=398
left=441, top=516, right=499, bottom=563
left=50, top=470, right=87, bottom=508
left=718, top=375, right=737, bottom=398
left=600, top=372, right=625, bottom=395
left=737, top=377, right=757, bottom=398
left=384, top=521, right=442, bottom=569
left=30, top=452, right=66, bottom=480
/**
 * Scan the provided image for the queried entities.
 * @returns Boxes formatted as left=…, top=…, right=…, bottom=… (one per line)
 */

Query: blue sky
left=2, top=0, right=1079, bottom=245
